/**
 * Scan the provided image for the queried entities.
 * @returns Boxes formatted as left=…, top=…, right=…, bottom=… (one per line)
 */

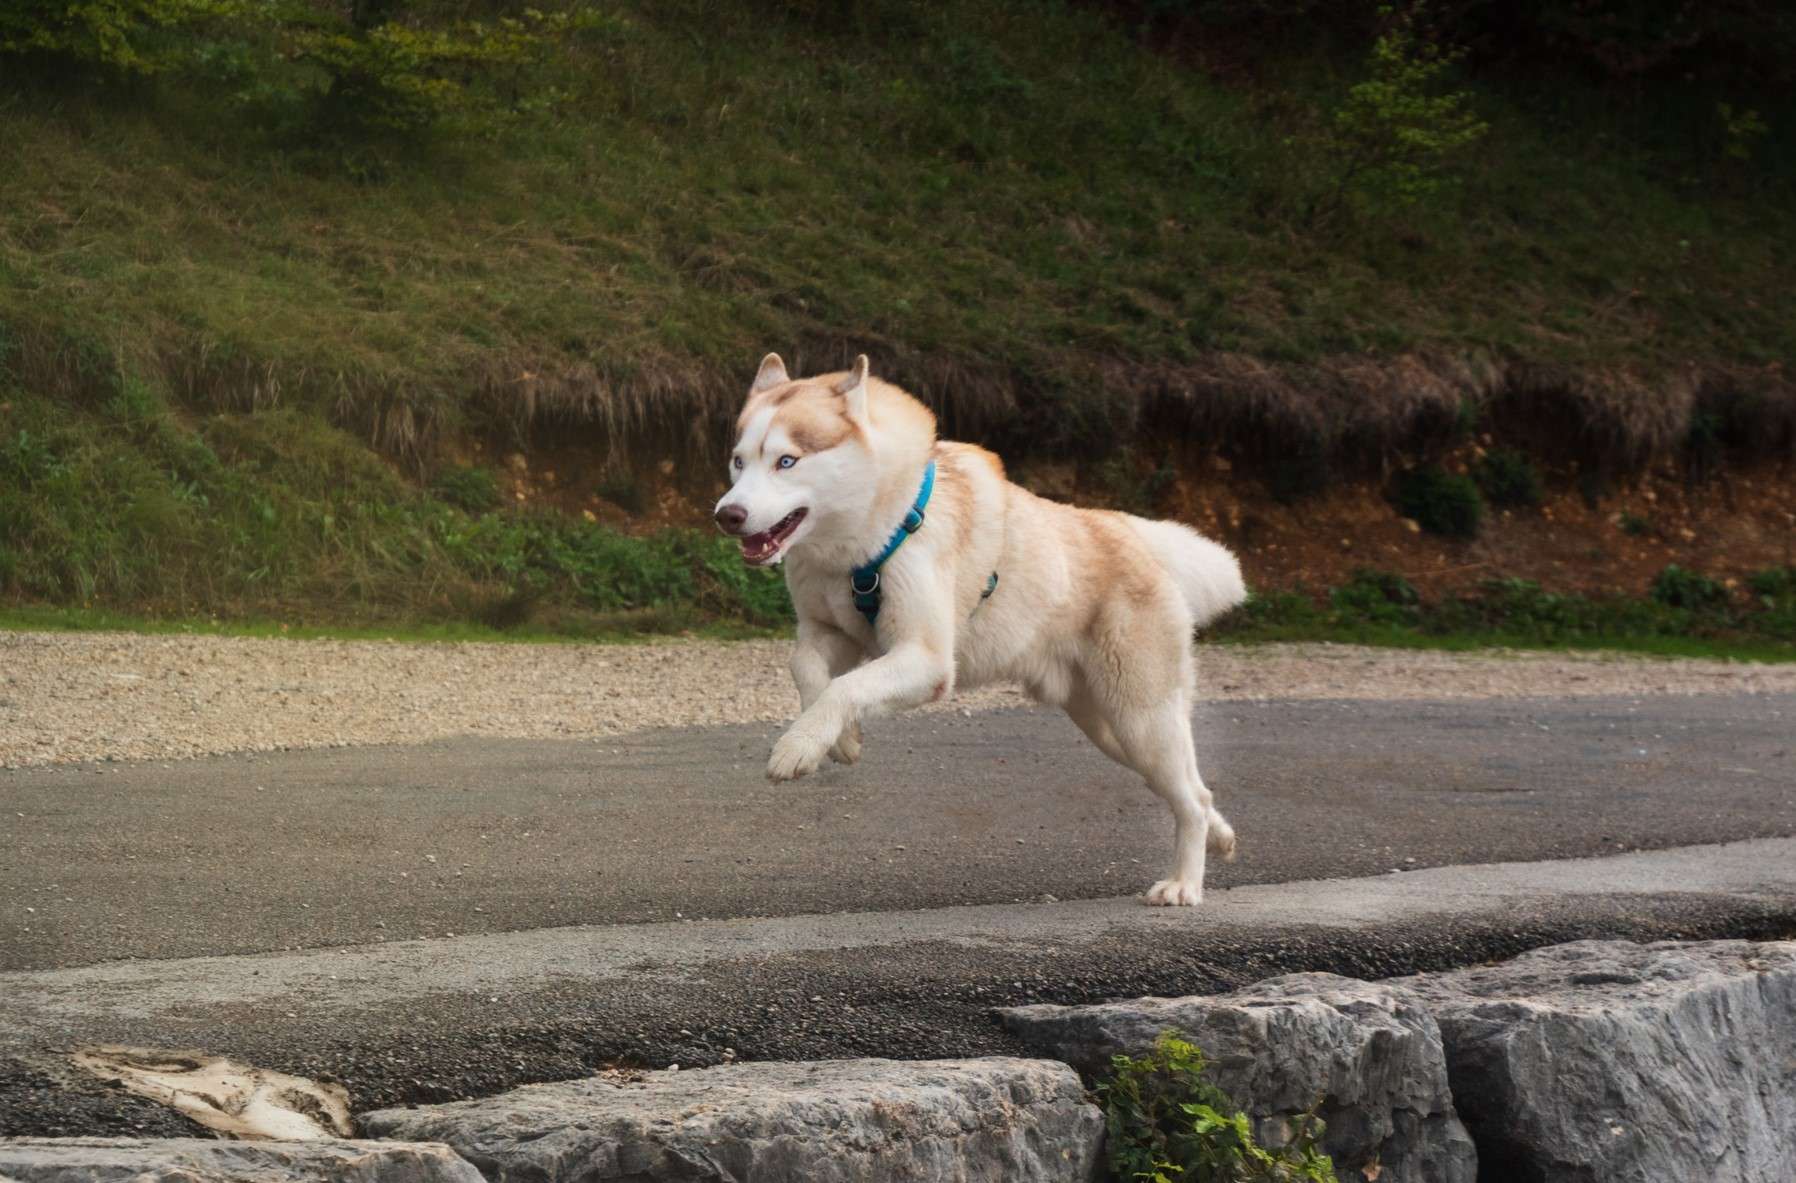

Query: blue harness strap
left=851, top=460, right=935, bottom=625
left=850, top=461, right=1001, bottom=626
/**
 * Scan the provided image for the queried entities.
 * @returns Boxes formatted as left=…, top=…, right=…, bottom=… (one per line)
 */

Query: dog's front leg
left=768, top=638, right=950, bottom=780
left=769, top=573, right=954, bottom=782
left=788, top=620, right=865, bottom=764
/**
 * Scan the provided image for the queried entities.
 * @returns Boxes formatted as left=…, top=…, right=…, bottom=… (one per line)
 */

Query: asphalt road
left=4, top=693, right=1793, bottom=972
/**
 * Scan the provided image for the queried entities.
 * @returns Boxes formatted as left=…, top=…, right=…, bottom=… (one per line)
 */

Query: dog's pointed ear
left=835, top=354, right=871, bottom=422
left=750, top=352, right=789, bottom=394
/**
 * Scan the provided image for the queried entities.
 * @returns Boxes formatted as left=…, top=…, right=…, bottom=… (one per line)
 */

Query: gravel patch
left=2, top=631, right=1790, bottom=769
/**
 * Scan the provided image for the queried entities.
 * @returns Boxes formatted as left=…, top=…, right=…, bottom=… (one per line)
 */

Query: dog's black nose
left=715, top=504, right=748, bottom=534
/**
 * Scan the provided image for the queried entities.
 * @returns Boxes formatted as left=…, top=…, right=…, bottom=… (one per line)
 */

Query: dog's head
left=713, top=352, right=900, bottom=566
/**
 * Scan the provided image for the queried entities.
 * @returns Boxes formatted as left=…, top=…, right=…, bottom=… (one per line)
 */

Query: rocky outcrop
left=1398, top=938, right=1796, bottom=1183
left=0, top=1136, right=483, bottom=1182
left=999, top=972, right=1476, bottom=1183
left=361, top=1057, right=1103, bottom=1183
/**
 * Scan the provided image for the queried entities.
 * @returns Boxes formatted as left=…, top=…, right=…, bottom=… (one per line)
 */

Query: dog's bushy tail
left=1126, top=517, right=1248, bottom=627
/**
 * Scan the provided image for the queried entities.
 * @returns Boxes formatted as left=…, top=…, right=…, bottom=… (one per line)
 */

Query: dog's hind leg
left=1064, top=681, right=1128, bottom=765
left=1194, top=739, right=1237, bottom=863
left=1104, top=692, right=1219, bottom=906
left=1069, top=680, right=1234, bottom=869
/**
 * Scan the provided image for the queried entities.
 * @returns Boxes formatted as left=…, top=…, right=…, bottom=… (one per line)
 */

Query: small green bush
left=1472, top=448, right=1543, bottom=509
left=1097, top=1032, right=1337, bottom=1183
left=432, top=465, right=502, bottom=514
left=1748, top=566, right=1796, bottom=603
left=1394, top=465, right=1482, bottom=539
left=596, top=469, right=648, bottom=515
left=0, top=0, right=602, bottom=149
left=1097, top=447, right=1178, bottom=515
left=1618, top=511, right=1651, bottom=537
left=1265, top=435, right=1331, bottom=505
left=1330, top=567, right=1421, bottom=625
left=1650, top=565, right=1728, bottom=611
left=1236, top=589, right=1323, bottom=629
left=1321, top=3, right=1488, bottom=216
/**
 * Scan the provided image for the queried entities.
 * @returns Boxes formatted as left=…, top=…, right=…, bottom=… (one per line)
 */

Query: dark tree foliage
left=1110, top=0, right=1796, bottom=88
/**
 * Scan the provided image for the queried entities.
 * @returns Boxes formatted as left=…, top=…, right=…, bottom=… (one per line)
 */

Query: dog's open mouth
left=740, top=508, right=808, bottom=565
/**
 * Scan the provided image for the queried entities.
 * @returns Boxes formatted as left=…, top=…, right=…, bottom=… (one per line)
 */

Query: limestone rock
left=0, top=1136, right=483, bottom=1182
left=1398, top=938, right=1796, bottom=1183
left=362, top=1057, right=1102, bottom=1182
left=999, top=972, right=1476, bottom=1183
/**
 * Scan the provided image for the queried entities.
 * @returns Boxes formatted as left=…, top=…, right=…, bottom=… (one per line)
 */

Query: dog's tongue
left=740, top=529, right=778, bottom=562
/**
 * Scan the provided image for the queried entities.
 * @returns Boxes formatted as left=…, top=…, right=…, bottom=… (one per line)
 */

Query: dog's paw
left=829, top=721, right=862, bottom=766
left=1206, top=819, right=1238, bottom=863
left=767, top=730, right=829, bottom=782
left=1143, top=878, right=1204, bottom=907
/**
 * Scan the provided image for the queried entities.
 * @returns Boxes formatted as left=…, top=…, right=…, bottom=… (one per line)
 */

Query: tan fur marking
left=780, top=396, right=856, bottom=455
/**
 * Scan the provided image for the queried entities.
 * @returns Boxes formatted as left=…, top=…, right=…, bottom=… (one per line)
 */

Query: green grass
left=2, top=0, right=1792, bottom=463
left=0, top=383, right=792, bottom=629
left=0, top=601, right=781, bottom=645
left=1215, top=570, right=1796, bottom=663
left=3, top=0, right=1792, bottom=638
left=1214, top=619, right=1796, bottom=664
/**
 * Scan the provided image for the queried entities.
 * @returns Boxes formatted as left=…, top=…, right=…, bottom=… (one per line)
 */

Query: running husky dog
left=715, top=354, right=1248, bottom=905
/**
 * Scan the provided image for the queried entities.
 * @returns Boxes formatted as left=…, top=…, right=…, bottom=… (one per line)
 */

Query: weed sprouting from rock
left=1097, top=1032, right=1337, bottom=1183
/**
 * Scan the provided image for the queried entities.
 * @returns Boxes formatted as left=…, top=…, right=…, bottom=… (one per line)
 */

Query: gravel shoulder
left=3, top=630, right=1792, bottom=769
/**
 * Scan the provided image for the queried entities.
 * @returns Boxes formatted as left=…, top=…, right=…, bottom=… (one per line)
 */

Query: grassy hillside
left=2, top=0, right=1793, bottom=639
left=7, top=1, right=1794, bottom=452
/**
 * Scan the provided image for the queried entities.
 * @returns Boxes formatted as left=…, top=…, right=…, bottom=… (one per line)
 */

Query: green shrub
left=1393, top=465, right=1482, bottom=539
left=1472, top=448, right=1543, bottom=509
left=1747, top=567, right=1796, bottom=603
left=0, top=0, right=601, bottom=148
left=1097, top=1032, right=1337, bottom=1183
left=596, top=468, right=648, bottom=515
left=432, top=465, right=502, bottom=514
left=1235, top=588, right=1322, bottom=629
left=1649, top=565, right=1727, bottom=611
left=1330, top=567, right=1421, bottom=625
left=1717, top=102, right=1770, bottom=164
left=0, top=0, right=242, bottom=77
left=1264, top=435, right=1331, bottom=505
left=1618, top=511, right=1651, bottom=537
left=1097, top=447, right=1178, bottom=514
left=1321, top=3, right=1488, bottom=216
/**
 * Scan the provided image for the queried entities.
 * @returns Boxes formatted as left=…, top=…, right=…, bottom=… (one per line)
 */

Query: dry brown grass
left=16, top=312, right=1794, bottom=479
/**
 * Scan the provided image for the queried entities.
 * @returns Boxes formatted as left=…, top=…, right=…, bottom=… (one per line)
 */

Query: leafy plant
left=1330, top=567, right=1420, bottom=625
left=596, top=468, right=648, bottom=515
left=1321, top=3, right=1488, bottom=215
left=0, top=0, right=600, bottom=149
left=1097, top=1033, right=1337, bottom=1183
left=1098, top=447, right=1178, bottom=514
left=0, top=0, right=245, bottom=77
left=1265, top=434, right=1331, bottom=505
left=1716, top=102, right=1769, bottom=163
left=291, top=7, right=597, bottom=142
left=432, top=465, right=501, bottom=513
left=1650, top=564, right=1727, bottom=610
left=1748, top=566, right=1796, bottom=604
left=1618, top=511, right=1651, bottom=537
left=1472, top=448, right=1543, bottom=509
left=1393, top=465, right=1482, bottom=538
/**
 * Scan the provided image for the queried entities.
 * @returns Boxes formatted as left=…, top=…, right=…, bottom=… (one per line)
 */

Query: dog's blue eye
left=777, top=455, right=797, bottom=470
left=732, top=456, right=743, bottom=470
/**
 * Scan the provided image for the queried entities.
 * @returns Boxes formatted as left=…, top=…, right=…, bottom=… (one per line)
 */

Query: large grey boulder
left=361, top=1057, right=1102, bottom=1182
left=999, top=973, right=1476, bottom=1183
left=0, top=1136, right=483, bottom=1182
left=1397, top=938, right=1796, bottom=1183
